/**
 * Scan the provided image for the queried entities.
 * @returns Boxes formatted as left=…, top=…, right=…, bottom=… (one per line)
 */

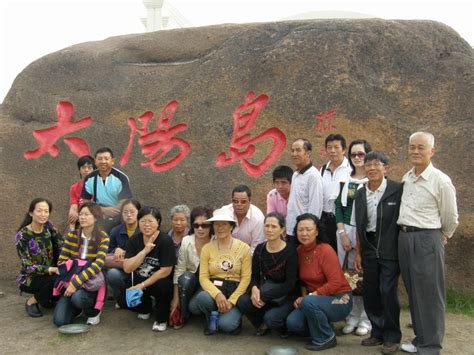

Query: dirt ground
left=1, top=280, right=472, bottom=355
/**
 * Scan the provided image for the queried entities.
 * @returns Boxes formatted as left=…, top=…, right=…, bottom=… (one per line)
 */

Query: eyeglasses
left=193, top=223, right=211, bottom=229
left=122, top=210, right=137, bottom=215
left=350, top=152, right=366, bottom=159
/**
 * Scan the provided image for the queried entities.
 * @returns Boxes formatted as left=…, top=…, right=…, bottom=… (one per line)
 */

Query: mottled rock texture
left=1, top=20, right=472, bottom=290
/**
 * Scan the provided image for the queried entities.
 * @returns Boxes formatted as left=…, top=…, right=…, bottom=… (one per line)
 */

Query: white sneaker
left=355, top=326, right=369, bottom=336
left=114, top=302, right=121, bottom=310
left=401, top=343, right=418, bottom=353
left=86, top=311, right=101, bottom=325
left=137, top=313, right=151, bottom=320
left=152, top=322, right=167, bottom=332
left=342, top=324, right=356, bottom=334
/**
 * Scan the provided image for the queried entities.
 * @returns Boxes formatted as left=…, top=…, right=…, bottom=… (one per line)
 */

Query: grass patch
left=446, top=286, right=474, bottom=317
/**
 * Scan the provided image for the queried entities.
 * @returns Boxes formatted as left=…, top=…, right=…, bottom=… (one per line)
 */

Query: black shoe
left=25, top=301, right=43, bottom=317
left=204, top=327, right=215, bottom=336
left=279, top=330, right=290, bottom=339
left=304, top=337, right=337, bottom=351
left=254, top=323, right=269, bottom=336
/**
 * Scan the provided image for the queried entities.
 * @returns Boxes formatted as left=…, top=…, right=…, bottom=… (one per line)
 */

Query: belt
left=398, top=225, right=437, bottom=233
left=322, top=211, right=335, bottom=218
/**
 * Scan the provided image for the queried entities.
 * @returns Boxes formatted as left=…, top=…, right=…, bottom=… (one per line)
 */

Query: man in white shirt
left=286, top=138, right=323, bottom=244
left=398, top=132, right=459, bottom=355
left=320, top=134, right=352, bottom=252
left=222, top=185, right=264, bottom=253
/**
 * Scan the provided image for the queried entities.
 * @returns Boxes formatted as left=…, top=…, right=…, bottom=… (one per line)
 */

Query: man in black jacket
left=354, top=151, right=403, bottom=354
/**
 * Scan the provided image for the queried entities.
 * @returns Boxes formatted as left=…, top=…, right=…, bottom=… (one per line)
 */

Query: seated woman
left=16, top=198, right=62, bottom=317
left=170, top=206, right=213, bottom=327
left=168, top=205, right=191, bottom=256
left=106, top=199, right=141, bottom=305
left=194, top=208, right=252, bottom=335
left=286, top=213, right=353, bottom=352
left=335, top=139, right=372, bottom=336
left=237, top=212, right=297, bottom=336
left=53, top=202, right=109, bottom=327
left=118, top=207, right=176, bottom=332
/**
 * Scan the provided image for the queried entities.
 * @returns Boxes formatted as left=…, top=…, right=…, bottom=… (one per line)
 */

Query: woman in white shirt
left=170, top=206, right=213, bottom=327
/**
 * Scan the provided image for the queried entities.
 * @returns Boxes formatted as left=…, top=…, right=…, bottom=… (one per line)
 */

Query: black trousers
left=118, top=277, right=173, bottom=323
left=362, top=256, right=401, bottom=344
left=320, top=212, right=338, bottom=253
left=19, top=274, right=56, bottom=307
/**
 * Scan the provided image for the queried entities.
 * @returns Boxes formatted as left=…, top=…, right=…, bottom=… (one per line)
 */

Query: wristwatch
left=337, top=229, right=345, bottom=236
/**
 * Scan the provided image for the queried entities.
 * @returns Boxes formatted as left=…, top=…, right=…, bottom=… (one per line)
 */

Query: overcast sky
left=0, top=0, right=472, bottom=103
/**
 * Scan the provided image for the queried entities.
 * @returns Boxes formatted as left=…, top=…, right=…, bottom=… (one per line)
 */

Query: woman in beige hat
left=193, top=207, right=252, bottom=335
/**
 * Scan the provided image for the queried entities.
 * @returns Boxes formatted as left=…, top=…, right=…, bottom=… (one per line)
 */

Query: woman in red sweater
left=286, top=213, right=353, bottom=351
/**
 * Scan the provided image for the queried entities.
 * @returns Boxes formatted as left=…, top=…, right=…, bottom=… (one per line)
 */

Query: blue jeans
left=193, top=290, right=242, bottom=333
left=106, top=267, right=127, bottom=302
left=237, top=293, right=293, bottom=330
left=53, top=289, right=98, bottom=326
left=287, top=293, right=352, bottom=345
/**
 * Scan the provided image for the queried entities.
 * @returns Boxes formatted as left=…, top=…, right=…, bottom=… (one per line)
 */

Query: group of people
left=15, top=131, right=458, bottom=355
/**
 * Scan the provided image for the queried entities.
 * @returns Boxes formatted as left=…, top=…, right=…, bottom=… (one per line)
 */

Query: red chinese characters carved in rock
left=215, top=91, right=286, bottom=177
left=119, top=100, right=190, bottom=172
left=24, top=101, right=92, bottom=159
left=314, top=108, right=337, bottom=133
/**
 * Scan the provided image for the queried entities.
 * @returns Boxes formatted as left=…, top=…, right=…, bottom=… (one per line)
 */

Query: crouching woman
left=286, top=213, right=353, bottom=351
left=53, top=202, right=109, bottom=326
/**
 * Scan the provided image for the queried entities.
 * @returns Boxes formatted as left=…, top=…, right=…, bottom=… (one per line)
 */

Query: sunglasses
left=193, top=223, right=211, bottom=229
left=350, top=152, right=366, bottom=159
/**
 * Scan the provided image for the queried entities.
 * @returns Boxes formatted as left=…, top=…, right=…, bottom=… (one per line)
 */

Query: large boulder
left=1, top=19, right=472, bottom=290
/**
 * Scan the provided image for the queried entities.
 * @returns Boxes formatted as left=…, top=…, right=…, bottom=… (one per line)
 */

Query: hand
left=114, top=248, right=126, bottom=261
left=354, top=252, right=363, bottom=273
left=293, top=296, right=303, bottom=309
left=128, top=283, right=145, bottom=291
left=64, top=284, right=76, bottom=297
left=48, top=267, right=59, bottom=275
left=215, top=293, right=231, bottom=313
left=101, top=206, right=120, bottom=217
left=67, top=211, right=78, bottom=225
left=443, top=235, right=448, bottom=245
left=341, top=234, right=352, bottom=252
left=143, top=241, right=156, bottom=255
left=251, top=286, right=265, bottom=309
left=170, top=296, right=179, bottom=313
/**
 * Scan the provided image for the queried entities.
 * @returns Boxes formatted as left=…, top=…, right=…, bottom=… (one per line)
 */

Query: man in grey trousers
left=397, top=132, right=459, bottom=355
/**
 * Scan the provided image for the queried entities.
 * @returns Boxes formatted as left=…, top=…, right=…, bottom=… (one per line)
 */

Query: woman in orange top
left=286, top=213, right=352, bottom=351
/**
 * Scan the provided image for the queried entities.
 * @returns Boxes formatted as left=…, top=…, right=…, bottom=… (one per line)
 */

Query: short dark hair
left=232, top=185, right=252, bottom=199
left=137, top=206, right=162, bottom=226
left=265, top=212, right=286, bottom=229
left=325, top=134, right=347, bottom=150
left=189, top=206, right=214, bottom=235
left=365, top=151, right=389, bottom=165
left=95, top=147, right=114, bottom=158
left=294, top=138, right=312, bottom=151
left=77, top=155, right=96, bottom=170
left=348, top=139, right=372, bottom=175
left=272, top=165, right=293, bottom=183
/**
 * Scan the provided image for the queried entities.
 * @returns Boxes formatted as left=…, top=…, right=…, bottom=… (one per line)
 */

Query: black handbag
left=211, top=278, right=239, bottom=298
